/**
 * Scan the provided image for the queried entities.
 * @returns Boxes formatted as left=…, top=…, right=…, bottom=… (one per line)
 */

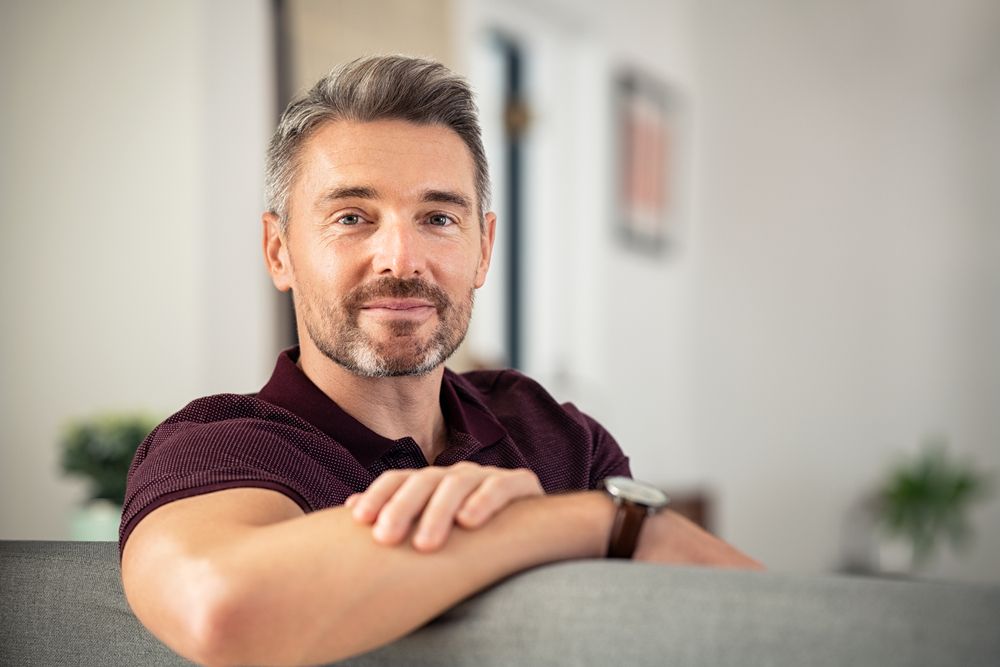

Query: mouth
left=361, top=298, right=437, bottom=312
left=344, top=278, right=451, bottom=325
left=359, top=298, right=438, bottom=323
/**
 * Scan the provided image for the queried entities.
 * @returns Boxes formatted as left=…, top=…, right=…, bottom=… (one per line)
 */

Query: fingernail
left=415, top=530, right=436, bottom=550
left=373, top=522, right=391, bottom=542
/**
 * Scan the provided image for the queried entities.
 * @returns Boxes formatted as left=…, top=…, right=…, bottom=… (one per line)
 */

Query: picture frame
left=615, top=68, right=679, bottom=255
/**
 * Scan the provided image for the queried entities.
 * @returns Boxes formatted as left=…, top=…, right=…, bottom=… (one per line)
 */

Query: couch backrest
left=2, top=540, right=999, bottom=666
left=1, top=540, right=189, bottom=665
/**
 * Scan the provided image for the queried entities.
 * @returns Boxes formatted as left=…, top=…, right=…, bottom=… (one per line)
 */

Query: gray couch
left=2, top=540, right=999, bottom=666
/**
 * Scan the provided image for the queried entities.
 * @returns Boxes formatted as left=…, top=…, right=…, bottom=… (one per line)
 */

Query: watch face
left=603, top=476, right=670, bottom=507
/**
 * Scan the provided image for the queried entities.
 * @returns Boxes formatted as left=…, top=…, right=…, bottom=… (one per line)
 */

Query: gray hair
left=264, top=55, right=491, bottom=230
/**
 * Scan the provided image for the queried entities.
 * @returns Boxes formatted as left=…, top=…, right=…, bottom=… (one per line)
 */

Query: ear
left=263, top=212, right=293, bottom=292
left=474, top=211, right=497, bottom=289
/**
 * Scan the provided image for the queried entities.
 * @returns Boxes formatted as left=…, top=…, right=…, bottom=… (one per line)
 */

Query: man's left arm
left=346, top=461, right=763, bottom=571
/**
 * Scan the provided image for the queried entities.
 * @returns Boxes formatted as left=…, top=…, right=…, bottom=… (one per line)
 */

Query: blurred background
left=1, top=0, right=997, bottom=583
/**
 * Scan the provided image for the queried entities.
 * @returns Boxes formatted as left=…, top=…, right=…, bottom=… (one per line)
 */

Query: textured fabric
left=0, top=541, right=193, bottom=666
left=120, top=348, right=631, bottom=554
left=3, top=540, right=999, bottom=667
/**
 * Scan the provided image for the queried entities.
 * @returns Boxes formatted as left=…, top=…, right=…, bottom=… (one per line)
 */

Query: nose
left=371, top=219, right=426, bottom=278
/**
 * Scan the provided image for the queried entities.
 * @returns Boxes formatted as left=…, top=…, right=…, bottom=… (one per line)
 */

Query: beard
left=299, top=276, right=474, bottom=378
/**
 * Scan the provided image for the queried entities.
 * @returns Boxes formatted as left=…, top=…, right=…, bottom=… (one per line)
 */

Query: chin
left=331, top=343, right=449, bottom=378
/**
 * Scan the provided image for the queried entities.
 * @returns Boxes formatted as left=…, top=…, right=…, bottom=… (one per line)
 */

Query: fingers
left=370, top=471, right=445, bottom=545
left=349, top=470, right=411, bottom=525
left=373, top=463, right=481, bottom=547
left=347, top=464, right=544, bottom=552
left=455, top=469, right=543, bottom=529
left=412, top=471, right=485, bottom=551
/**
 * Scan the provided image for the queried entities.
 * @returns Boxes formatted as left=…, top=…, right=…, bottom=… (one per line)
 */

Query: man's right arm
left=122, top=483, right=762, bottom=667
left=121, top=487, right=619, bottom=667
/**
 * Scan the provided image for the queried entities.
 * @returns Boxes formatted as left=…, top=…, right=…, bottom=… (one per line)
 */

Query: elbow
left=129, top=552, right=356, bottom=667
left=159, top=561, right=257, bottom=667
left=186, top=615, right=232, bottom=667
left=124, top=553, right=248, bottom=667
left=179, top=572, right=352, bottom=667
left=174, top=575, right=243, bottom=667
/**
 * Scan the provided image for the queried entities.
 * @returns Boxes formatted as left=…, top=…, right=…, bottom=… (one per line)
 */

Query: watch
left=601, top=477, right=670, bottom=559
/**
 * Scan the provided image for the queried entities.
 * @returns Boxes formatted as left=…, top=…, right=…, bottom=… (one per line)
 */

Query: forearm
left=204, top=491, right=615, bottom=666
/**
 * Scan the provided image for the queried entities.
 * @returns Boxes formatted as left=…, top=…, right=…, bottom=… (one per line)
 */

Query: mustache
left=343, top=277, right=451, bottom=314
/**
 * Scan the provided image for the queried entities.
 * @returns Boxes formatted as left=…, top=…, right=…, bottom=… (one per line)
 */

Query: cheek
left=440, top=253, right=481, bottom=293
left=291, top=246, right=358, bottom=293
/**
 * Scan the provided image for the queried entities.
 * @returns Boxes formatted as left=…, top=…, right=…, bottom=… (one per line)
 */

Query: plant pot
left=70, top=500, right=122, bottom=541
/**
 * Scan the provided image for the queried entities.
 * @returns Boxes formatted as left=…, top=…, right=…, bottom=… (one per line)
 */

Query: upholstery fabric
left=2, top=540, right=998, bottom=666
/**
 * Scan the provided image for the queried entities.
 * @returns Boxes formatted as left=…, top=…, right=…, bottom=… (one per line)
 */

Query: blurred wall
left=459, top=0, right=1000, bottom=583
left=0, top=0, right=276, bottom=538
left=286, top=0, right=455, bottom=93
left=690, top=0, right=1000, bottom=581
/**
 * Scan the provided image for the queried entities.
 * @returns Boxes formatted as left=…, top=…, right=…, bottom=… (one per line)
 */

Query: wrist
left=546, top=490, right=618, bottom=559
left=600, top=477, right=671, bottom=559
left=587, top=490, right=619, bottom=558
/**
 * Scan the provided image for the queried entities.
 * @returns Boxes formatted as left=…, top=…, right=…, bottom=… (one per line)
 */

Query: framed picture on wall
left=616, top=68, right=679, bottom=255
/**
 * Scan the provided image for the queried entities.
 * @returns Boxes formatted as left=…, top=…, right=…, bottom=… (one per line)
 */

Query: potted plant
left=60, top=413, right=158, bottom=540
left=873, top=439, right=992, bottom=575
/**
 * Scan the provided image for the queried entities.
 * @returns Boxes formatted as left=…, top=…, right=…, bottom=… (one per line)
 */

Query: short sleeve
left=558, top=403, right=632, bottom=488
left=118, top=398, right=366, bottom=558
left=581, top=412, right=632, bottom=487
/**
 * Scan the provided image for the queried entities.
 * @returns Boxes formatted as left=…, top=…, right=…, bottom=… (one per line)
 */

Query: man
left=120, top=55, right=760, bottom=667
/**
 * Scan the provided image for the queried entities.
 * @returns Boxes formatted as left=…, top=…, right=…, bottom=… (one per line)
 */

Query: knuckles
left=379, top=469, right=410, bottom=481
left=358, top=465, right=543, bottom=540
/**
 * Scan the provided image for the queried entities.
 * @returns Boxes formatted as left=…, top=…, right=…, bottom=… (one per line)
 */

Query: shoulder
left=451, top=368, right=559, bottom=407
left=150, top=392, right=317, bottom=437
left=131, top=392, right=322, bottom=468
left=448, top=368, right=595, bottom=432
left=159, top=392, right=301, bottom=426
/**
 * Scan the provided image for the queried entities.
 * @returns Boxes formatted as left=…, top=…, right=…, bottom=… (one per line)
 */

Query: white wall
left=691, top=0, right=1000, bottom=582
left=0, top=0, right=276, bottom=539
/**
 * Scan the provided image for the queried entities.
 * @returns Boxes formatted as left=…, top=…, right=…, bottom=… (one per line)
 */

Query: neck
left=297, top=340, right=448, bottom=464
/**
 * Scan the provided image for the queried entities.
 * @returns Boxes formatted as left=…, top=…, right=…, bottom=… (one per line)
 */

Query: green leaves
left=59, top=414, right=159, bottom=505
left=876, top=440, right=992, bottom=568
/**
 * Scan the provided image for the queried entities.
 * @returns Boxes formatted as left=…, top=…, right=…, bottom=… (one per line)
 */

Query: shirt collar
left=256, top=347, right=507, bottom=466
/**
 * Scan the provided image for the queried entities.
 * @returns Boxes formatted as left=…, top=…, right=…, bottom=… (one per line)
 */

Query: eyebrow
left=320, top=185, right=379, bottom=204
left=318, top=185, right=472, bottom=212
left=421, top=189, right=472, bottom=212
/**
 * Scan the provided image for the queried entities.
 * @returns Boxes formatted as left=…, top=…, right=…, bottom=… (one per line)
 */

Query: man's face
left=264, top=119, right=495, bottom=377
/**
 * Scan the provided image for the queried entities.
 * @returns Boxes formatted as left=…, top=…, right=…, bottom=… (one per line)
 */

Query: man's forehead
left=303, top=119, right=472, bottom=170
left=295, top=119, right=477, bottom=201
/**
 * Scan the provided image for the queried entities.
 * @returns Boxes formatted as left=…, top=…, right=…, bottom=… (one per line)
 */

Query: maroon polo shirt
left=119, top=347, right=630, bottom=555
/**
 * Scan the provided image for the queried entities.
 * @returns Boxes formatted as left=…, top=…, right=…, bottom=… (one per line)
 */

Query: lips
left=343, top=277, right=451, bottom=317
left=361, top=299, right=436, bottom=311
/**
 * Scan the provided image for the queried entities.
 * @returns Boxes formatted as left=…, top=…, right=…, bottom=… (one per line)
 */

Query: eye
left=427, top=213, right=455, bottom=227
left=336, top=213, right=364, bottom=226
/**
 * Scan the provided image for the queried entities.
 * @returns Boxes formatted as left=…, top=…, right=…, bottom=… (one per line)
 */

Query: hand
left=345, top=462, right=544, bottom=552
left=633, top=510, right=765, bottom=571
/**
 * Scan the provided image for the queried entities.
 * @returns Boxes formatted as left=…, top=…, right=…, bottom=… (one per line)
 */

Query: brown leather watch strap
left=606, top=500, right=647, bottom=559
